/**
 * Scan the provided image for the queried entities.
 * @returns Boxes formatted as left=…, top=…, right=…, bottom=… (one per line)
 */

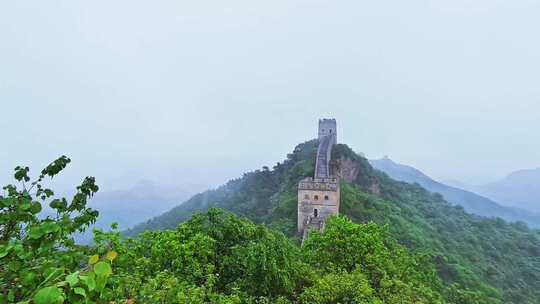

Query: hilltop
left=128, top=139, right=540, bottom=303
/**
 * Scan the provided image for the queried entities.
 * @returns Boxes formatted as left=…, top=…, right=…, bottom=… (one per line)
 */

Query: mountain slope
left=128, top=140, right=540, bottom=303
left=60, top=181, right=207, bottom=243
left=88, top=180, right=207, bottom=231
left=369, top=157, right=540, bottom=228
left=464, top=168, right=540, bottom=213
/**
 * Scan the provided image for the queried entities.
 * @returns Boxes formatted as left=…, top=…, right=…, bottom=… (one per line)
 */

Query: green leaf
left=0, top=244, right=12, bottom=258
left=27, top=222, right=60, bottom=240
left=33, top=286, right=65, bottom=304
left=27, top=226, right=44, bottom=239
left=14, top=166, right=30, bottom=182
left=73, top=287, right=86, bottom=298
left=65, top=272, right=79, bottom=287
left=93, top=261, right=112, bottom=277
left=49, top=199, right=67, bottom=211
left=22, top=271, right=37, bottom=285
left=80, top=275, right=96, bottom=291
left=20, top=200, right=32, bottom=210
left=30, top=201, right=42, bottom=214
left=41, top=268, right=64, bottom=288
left=95, top=275, right=107, bottom=293
left=41, top=222, right=60, bottom=234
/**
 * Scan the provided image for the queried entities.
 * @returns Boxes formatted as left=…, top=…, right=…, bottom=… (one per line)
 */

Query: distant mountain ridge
left=87, top=180, right=208, bottom=230
left=63, top=180, right=208, bottom=243
left=446, top=168, right=540, bottom=213
left=369, top=157, right=540, bottom=228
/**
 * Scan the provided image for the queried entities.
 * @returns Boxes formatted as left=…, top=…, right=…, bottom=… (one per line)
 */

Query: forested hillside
left=1, top=156, right=490, bottom=303
left=369, top=157, right=540, bottom=228
left=129, top=140, right=540, bottom=304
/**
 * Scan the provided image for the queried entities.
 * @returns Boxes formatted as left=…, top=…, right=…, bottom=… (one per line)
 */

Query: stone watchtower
left=298, top=119, right=340, bottom=237
left=318, top=119, right=337, bottom=144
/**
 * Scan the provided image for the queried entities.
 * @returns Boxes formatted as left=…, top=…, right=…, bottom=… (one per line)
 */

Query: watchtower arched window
left=314, top=195, right=319, bottom=201
left=314, top=208, right=318, bottom=217
left=324, top=195, right=329, bottom=200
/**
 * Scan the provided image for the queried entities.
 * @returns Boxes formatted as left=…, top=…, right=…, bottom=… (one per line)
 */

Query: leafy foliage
left=1, top=156, right=494, bottom=303
left=130, top=141, right=540, bottom=304
left=0, top=157, right=117, bottom=303
left=3, top=140, right=540, bottom=303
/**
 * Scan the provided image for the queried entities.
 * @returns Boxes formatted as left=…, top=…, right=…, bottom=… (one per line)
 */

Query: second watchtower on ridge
left=318, top=118, right=337, bottom=145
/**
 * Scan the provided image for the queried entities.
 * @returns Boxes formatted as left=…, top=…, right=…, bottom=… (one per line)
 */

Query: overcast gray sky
left=1, top=0, right=539, bottom=192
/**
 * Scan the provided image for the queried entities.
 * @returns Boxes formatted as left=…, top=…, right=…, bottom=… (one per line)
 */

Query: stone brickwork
left=297, top=177, right=340, bottom=234
left=298, top=119, right=340, bottom=236
left=318, top=119, right=337, bottom=143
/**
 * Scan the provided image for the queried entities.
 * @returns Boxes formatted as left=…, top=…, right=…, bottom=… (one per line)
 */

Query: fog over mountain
left=2, top=1, right=540, bottom=192
left=370, top=157, right=540, bottom=228
left=86, top=180, right=208, bottom=230
left=40, top=180, right=208, bottom=242
left=445, top=168, right=540, bottom=213
left=3, top=1, right=540, bottom=303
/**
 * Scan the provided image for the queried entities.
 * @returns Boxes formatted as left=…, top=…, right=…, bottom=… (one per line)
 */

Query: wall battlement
left=298, top=178, right=339, bottom=191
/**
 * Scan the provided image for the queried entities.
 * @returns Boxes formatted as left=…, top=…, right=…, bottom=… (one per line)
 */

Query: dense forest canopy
left=1, top=140, right=540, bottom=303
left=0, top=158, right=492, bottom=303
left=128, top=140, right=540, bottom=303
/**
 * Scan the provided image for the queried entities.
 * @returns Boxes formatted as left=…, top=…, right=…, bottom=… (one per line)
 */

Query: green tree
left=0, top=157, right=115, bottom=303
left=300, top=269, right=380, bottom=304
left=303, top=215, right=444, bottom=304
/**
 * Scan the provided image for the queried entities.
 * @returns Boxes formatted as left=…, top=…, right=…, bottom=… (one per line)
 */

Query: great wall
left=297, top=119, right=340, bottom=240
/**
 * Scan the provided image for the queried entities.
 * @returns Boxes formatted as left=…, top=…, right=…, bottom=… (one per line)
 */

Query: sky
left=1, top=0, right=539, bottom=193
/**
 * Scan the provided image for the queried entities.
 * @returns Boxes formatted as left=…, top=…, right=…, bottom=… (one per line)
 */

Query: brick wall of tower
left=318, top=119, right=337, bottom=144
left=297, top=178, right=340, bottom=233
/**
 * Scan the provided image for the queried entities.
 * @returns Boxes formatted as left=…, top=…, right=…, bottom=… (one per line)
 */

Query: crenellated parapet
left=298, top=178, right=339, bottom=192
